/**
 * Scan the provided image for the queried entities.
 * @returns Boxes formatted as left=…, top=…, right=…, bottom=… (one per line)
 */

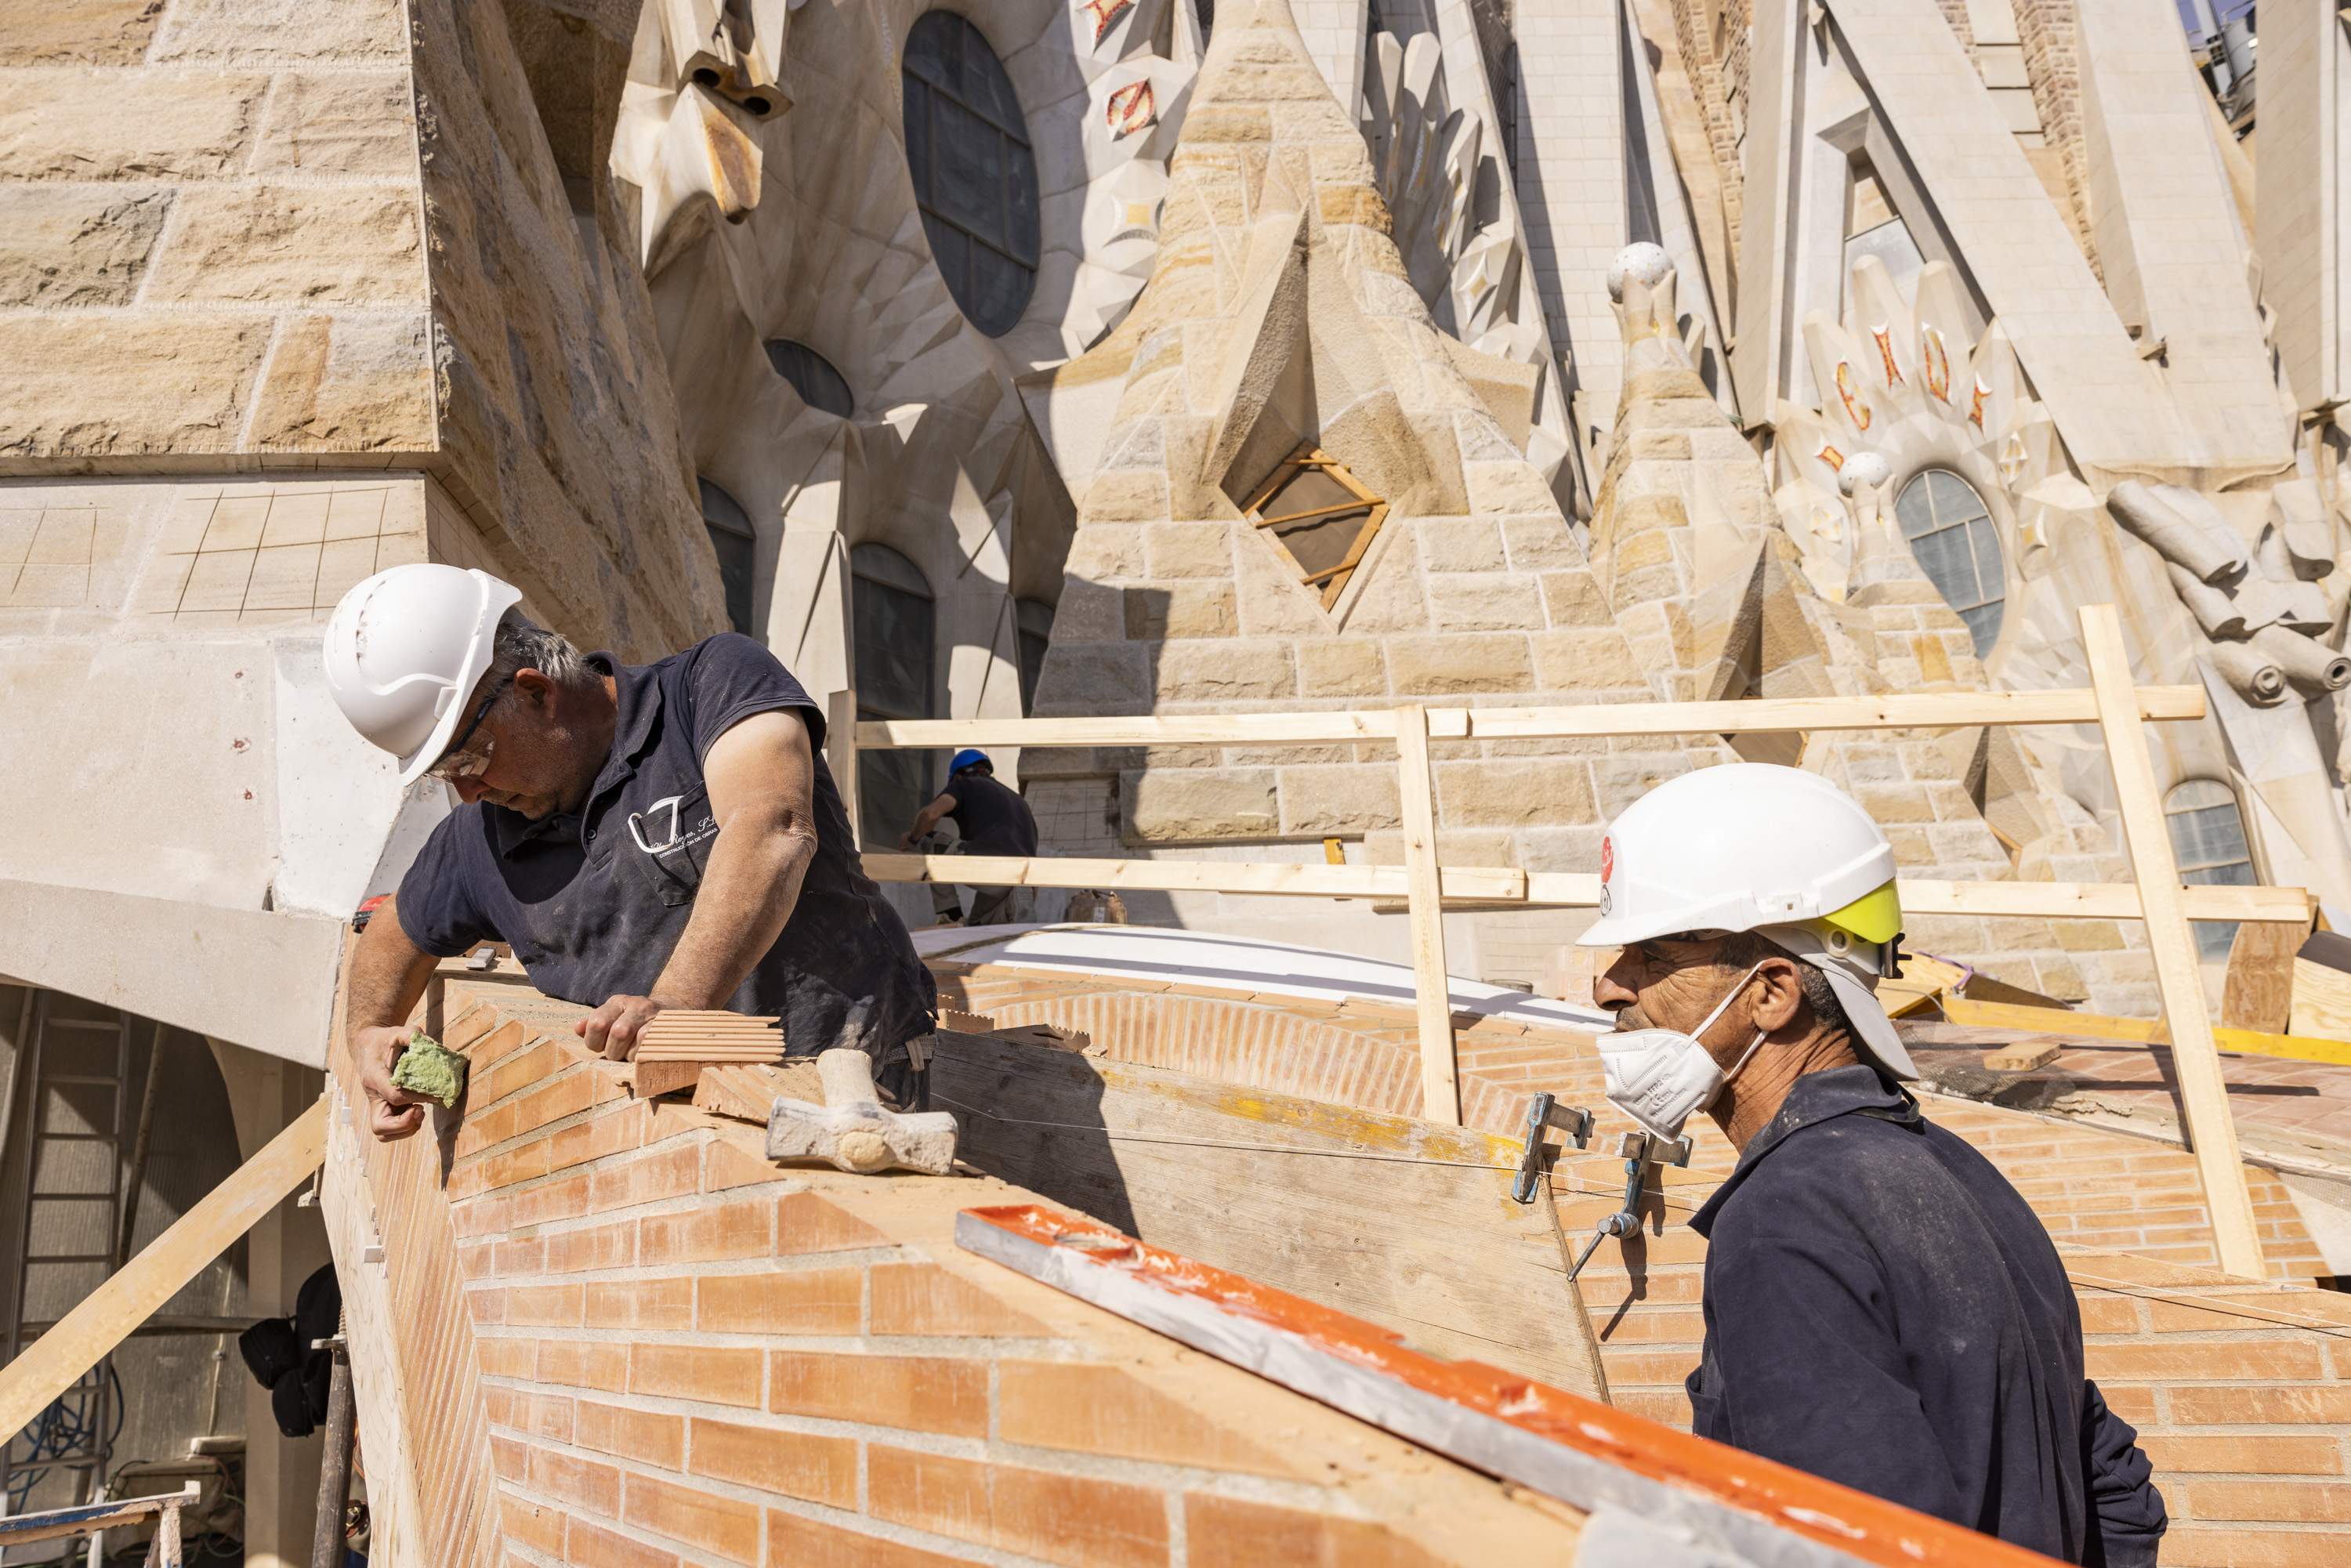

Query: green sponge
left=390, top=1031, right=469, bottom=1110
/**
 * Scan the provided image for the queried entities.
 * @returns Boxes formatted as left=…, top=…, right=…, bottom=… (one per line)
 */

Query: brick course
left=356, top=975, right=1593, bottom=1566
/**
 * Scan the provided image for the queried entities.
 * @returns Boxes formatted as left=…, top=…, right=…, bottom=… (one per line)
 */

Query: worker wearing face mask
left=1578, top=764, right=2166, bottom=1568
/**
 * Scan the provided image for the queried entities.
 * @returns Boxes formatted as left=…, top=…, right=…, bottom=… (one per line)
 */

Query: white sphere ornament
left=1607, top=242, right=1673, bottom=303
left=1838, top=451, right=1893, bottom=496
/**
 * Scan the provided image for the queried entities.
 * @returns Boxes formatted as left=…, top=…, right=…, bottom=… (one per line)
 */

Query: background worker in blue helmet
left=900, top=748, right=1039, bottom=927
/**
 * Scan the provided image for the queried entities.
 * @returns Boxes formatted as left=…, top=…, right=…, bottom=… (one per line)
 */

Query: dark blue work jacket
left=397, top=635, right=936, bottom=1056
left=1687, top=1066, right=2166, bottom=1566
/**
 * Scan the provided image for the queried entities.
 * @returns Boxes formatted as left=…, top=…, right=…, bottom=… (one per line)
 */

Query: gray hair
left=485, top=611, right=594, bottom=693
left=1717, top=930, right=1853, bottom=1036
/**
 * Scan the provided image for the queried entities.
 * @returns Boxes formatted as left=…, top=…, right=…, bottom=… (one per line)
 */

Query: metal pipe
left=309, top=1330, right=354, bottom=1568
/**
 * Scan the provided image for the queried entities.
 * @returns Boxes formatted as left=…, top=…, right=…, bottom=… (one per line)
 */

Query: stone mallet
left=766, top=1048, right=958, bottom=1175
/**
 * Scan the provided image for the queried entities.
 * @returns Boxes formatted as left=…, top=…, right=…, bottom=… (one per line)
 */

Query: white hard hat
left=324, top=565, right=523, bottom=785
left=1578, top=763, right=1917, bottom=1079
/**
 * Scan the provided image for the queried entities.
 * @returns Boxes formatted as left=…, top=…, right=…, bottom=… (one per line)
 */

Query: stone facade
left=6, top=0, right=2351, bottom=1006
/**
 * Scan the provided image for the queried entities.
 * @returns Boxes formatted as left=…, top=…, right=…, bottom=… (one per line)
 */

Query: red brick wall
left=939, top=960, right=2351, bottom=1558
left=942, top=961, right=2327, bottom=1280
left=374, top=977, right=1586, bottom=1566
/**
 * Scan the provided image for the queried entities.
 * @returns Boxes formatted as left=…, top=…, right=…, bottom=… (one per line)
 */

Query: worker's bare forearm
left=346, top=901, right=440, bottom=1034
left=650, top=817, right=818, bottom=1007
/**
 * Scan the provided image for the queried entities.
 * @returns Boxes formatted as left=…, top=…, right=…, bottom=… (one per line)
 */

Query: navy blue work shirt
left=943, top=770, right=1038, bottom=856
left=397, top=634, right=936, bottom=1057
left=1686, top=1065, right=2166, bottom=1566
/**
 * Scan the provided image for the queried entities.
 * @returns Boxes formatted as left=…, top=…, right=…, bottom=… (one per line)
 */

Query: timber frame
left=838, top=603, right=2302, bottom=1280
left=1238, top=444, right=1389, bottom=610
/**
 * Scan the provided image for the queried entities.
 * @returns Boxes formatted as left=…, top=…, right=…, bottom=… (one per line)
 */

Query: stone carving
left=615, top=3, right=777, bottom=273
left=1770, top=254, right=2071, bottom=610
left=2107, top=482, right=2349, bottom=707
left=1360, top=29, right=1571, bottom=498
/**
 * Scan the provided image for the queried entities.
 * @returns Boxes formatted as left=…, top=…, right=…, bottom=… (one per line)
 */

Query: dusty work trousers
left=918, top=831, right=1032, bottom=926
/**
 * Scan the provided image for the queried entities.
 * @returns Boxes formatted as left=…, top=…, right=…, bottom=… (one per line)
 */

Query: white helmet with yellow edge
left=1578, top=762, right=1917, bottom=1080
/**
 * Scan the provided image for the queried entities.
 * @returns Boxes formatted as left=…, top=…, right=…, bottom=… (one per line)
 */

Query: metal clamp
left=1510, top=1092, right=1594, bottom=1204
left=1567, top=1129, right=1693, bottom=1282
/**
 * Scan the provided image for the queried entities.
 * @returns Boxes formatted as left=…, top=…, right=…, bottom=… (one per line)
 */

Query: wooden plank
left=860, top=852, right=1525, bottom=903
left=826, top=688, right=860, bottom=845
left=1394, top=705, right=1459, bottom=1126
left=1940, top=994, right=2351, bottom=1066
left=1453, top=686, right=2206, bottom=738
left=1255, top=499, right=1371, bottom=528
left=2079, top=603, right=2264, bottom=1280
left=1894, top=877, right=2312, bottom=925
left=928, top=1029, right=1605, bottom=1396
left=857, top=710, right=1402, bottom=748
left=0, top=1097, right=328, bottom=1438
left=857, top=687, right=2203, bottom=751
left=2222, top=918, right=2302, bottom=1034
left=2289, top=951, right=2351, bottom=1043
left=1984, top=1041, right=2062, bottom=1073
left=1520, top=871, right=2312, bottom=924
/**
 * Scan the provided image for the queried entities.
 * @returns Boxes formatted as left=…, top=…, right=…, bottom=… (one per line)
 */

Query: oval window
left=1892, top=468, right=2005, bottom=657
left=901, top=12, right=1039, bottom=336
left=764, top=340, right=853, bottom=419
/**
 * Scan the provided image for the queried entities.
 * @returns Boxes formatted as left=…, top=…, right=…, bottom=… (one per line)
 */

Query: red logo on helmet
left=1600, top=835, right=1614, bottom=885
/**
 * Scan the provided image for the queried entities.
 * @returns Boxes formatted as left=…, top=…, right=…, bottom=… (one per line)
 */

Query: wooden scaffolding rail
left=840, top=603, right=2298, bottom=1280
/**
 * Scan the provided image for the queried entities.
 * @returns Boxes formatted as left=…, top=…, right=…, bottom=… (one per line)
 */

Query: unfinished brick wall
left=941, top=956, right=2324, bottom=1276
left=339, top=973, right=1590, bottom=1566
left=339, top=965, right=2351, bottom=1563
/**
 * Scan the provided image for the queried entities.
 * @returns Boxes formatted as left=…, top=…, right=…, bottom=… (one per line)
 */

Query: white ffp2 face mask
left=1598, top=961, right=1770, bottom=1141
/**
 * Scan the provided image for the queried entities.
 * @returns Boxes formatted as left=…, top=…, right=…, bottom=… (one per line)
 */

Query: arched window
left=2165, top=778, right=2258, bottom=961
left=698, top=478, right=757, bottom=636
left=765, top=339, right=853, bottom=419
left=1893, top=469, right=2005, bottom=657
left=851, top=544, right=938, bottom=842
left=901, top=12, right=1038, bottom=336
left=1015, top=597, right=1054, bottom=711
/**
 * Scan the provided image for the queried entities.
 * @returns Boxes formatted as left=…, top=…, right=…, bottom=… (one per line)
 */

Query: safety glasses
left=426, top=675, right=512, bottom=784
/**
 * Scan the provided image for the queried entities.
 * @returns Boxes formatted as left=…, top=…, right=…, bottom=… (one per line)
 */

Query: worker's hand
left=353, top=1023, right=429, bottom=1142
left=578, top=994, right=667, bottom=1061
left=900, top=830, right=918, bottom=849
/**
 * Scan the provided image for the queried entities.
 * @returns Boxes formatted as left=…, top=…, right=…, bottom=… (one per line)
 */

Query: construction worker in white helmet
left=1580, top=763, right=2164, bottom=1566
left=322, top=564, right=936, bottom=1140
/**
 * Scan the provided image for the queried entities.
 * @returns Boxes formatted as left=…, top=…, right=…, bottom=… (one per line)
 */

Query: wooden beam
left=0, top=1096, right=328, bottom=1438
left=1454, top=686, right=2205, bottom=740
left=2079, top=603, right=2265, bottom=1280
left=1940, top=994, right=2351, bottom=1067
left=826, top=688, right=861, bottom=845
left=860, top=710, right=1403, bottom=748
left=1893, top=877, right=2313, bottom=925
left=860, top=852, right=1526, bottom=903
left=1255, top=500, right=1372, bottom=528
left=854, top=686, right=2205, bottom=751
left=1394, top=706, right=1460, bottom=1125
left=1516, top=872, right=2309, bottom=923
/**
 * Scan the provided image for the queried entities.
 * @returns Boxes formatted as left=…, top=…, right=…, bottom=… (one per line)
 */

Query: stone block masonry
left=0, top=0, right=723, bottom=661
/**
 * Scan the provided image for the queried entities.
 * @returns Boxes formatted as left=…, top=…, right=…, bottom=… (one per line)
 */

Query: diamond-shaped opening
left=1241, top=444, right=1388, bottom=611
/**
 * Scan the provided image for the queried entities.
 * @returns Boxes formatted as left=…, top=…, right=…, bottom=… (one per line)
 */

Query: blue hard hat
left=949, top=748, right=991, bottom=775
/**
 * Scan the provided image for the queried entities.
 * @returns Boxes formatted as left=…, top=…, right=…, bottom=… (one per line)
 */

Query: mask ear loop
left=1690, top=960, right=1772, bottom=1088
left=1686, top=959, right=1763, bottom=1044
